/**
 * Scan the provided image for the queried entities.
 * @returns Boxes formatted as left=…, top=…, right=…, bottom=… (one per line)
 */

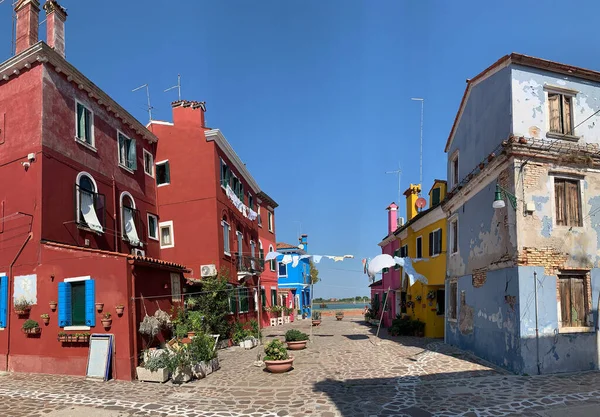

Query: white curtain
left=124, top=208, right=140, bottom=246
left=81, top=192, right=103, bottom=233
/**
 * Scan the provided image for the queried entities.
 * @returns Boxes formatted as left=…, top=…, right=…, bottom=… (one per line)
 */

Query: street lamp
left=492, top=184, right=517, bottom=210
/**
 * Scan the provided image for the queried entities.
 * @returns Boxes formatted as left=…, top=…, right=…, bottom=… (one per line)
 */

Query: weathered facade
left=443, top=53, right=600, bottom=374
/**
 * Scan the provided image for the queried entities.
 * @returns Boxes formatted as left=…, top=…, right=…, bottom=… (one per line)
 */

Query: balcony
left=234, top=253, right=263, bottom=280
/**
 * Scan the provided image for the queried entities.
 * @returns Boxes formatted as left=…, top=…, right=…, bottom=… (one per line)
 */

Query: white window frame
left=75, top=171, right=101, bottom=231
left=155, top=159, right=170, bottom=187
left=450, top=216, right=459, bottom=255
left=222, top=220, right=231, bottom=256
left=159, top=220, right=175, bottom=249
left=119, top=191, right=136, bottom=242
left=278, top=261, right=288, bottom=278
left=269, top=245, right=276, bottom=271
left=415, top=236, right=423, bottom=259
left=268, top=211, right=273, bottom=233
left=250, top=240, right=256, bottom=258
left=236, top=230, right=243, bottom=256
left=450, top=150, right=459, bottom=189
left=74, top=100, right=95, bottom=150
left=63, top=275, right=91, bottom=331
left=220, top=158, right=228, bottom=190
left=447, top=278, right=458, bottom=323
left=147, top=213, right=159, bottom=241
left=143, top=149, right=154, bottom=177
left=544, top=85, right=579, bottom=140
left=117, top=130, right=136, bottom=173
left=257, top=205, right=262, bottom=227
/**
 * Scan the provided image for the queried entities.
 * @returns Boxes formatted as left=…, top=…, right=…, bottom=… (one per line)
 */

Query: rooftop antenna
left=132, top=84, right=153, bottom=123
left=386, top=162, right=402, bottom=209
left=164, top=74, right=182, bottom=101
left=0, top=0, right=18, bottom=56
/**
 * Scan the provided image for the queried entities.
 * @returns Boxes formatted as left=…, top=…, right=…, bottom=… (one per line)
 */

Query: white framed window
left=269, top=245, right=276, bottom=271
left=159, top=220, right=174, bottom=248
left=118, top=131, right=137, bottom=172
left=143, top=149, right=154, bottom=177
left=61, top=276, right=93, bottom=331
left=545, top=86, right=578, bottom=139
left=236, top=230, right=243, bottom=258
left=450, top=150, right=459, bottom=188
left=76, top=171, right=103, bottom=233
left=450, top=217, right=458, bottom=255
left=222, top=219, right=231, bottom=255
left=248, top=193, right=254, bottom=210
left=120, top=192, right=140, bottom=246
left=268, top=211, right=273, bottom=232
left=156, top=160, right=170, bottom=186
left=147, top=213, right=158, bottom=241
left=257, top=205, right=262, bottom=227
left=278, top=261, right=287, bottom=277
left=75, top=101, right=94, bottom=149
left=429, top=228, right=442, bottom=256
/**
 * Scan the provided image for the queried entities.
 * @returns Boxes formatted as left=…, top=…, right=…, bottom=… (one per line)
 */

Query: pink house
left=375, top=203, right=401, bottom=328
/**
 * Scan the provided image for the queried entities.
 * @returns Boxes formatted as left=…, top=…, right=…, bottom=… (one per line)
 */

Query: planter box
left=241, top=338, right=258, bottom=349
left=136, top=366, right=169, bottom=383
left=211, top=358, right=220, bottom=372
left=172, top=366, right=193, bottom=384
left=192, top=361, right=212, bottom=379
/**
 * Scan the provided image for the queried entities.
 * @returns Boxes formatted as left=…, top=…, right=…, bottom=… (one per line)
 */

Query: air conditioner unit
left=201, top=264, right=217, bottom=277
left=131, top=248, right=145, bottom=257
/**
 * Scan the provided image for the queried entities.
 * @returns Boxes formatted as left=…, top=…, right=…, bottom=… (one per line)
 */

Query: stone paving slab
left=0, top=318, right=599, bottom=416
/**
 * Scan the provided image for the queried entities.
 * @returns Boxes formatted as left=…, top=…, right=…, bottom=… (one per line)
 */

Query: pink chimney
left=386, top=203, right=398, bottom=234
left=43, top=0, right=68, bottom=58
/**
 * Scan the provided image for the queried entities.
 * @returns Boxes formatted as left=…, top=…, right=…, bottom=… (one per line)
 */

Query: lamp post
left=492, top=184, right=517, bottom=210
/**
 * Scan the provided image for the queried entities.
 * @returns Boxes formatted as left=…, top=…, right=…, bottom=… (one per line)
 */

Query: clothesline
left=264, top=251, right=354, bottom=267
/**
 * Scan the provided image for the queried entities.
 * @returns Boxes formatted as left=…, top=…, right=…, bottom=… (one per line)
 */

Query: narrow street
left=0, top=318, right=599, bottom=417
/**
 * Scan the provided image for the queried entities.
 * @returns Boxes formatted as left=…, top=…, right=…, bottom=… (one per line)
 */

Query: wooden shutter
left=261, top=288, right=266, bottom=307
left=58, top=282, right=72, bottom=327
left=85, top=280, right=96, bottom=327
left=555, top=180, right=565, bottom=226
left=565, top=180, right=581, bottom=227
left=559, top=278, right=571, bottom=326
left=563, top=95, right=572, bottom=135
left=431, top=188, right=441, bottom=206
left=571, top=278, right=585, bottom=327
left=429, top=232, right=434, bottom=256
left=0, top=275, right=7, bottom=328
left=452, top=221, right=458, bottom=253
left=549, top=94, right=561, bottom=133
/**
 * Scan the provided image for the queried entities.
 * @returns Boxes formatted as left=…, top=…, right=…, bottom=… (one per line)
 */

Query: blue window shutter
left=85, top=280, right=96, bottom=327
left=0, top=275, right=8, bottom=328
left=58, top=282, right=72, bottom=327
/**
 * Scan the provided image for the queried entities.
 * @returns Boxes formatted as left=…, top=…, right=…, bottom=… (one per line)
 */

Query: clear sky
left=2, top=0, right=599, bottom=299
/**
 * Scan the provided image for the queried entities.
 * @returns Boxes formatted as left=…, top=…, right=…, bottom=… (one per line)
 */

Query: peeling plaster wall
left=512, top=65, right=600, bottom=142
left=448, top=67, right=512, bottom=183
left=446, top=268, right=522, bottom=373
left=518, top=266, right=600, bottom=375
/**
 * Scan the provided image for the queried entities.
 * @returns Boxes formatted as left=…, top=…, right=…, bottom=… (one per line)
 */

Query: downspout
left=257, top=275, right=261, bottom=345
left=128, top=260, right=138, bottom=378
left=534, top=271, right=541, bottom=375
left=112, top=176, right=119, bottom=252
left=596, top=291, right=600, bottom=370
left=6, top=233, right=32, bottom=371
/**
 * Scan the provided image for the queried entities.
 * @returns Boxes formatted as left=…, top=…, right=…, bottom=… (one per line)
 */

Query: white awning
left=124, top=208, right=140, bottom=246
left=81, top=192, right=103, bottom=233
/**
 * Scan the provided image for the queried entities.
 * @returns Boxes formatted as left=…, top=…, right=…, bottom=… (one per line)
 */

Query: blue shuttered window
left=0, top=275, right=8, bottom=328
left=58, top=279, right=96, bottom=328
left=85, top=280, right=96, bottom=326
left=58, top=282, right=73, bottom=327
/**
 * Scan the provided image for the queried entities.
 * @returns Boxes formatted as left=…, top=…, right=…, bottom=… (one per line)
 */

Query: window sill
left=119, top=164, right=136, bottom=174
left=144, top=171, right=154, bottom=178
left=77, top=224, right=104, bottom=235
left=160, top=244, right=174, bottom=249
left=75, top=138, right=97, bottom=152
left=558, top=326, right=594, bottom=334
left=546, top=132, right=580, bottom=142
left=447, top=318, right=458, bottom=323
left=64, top=326, right=91, bottom=331
left=157, top=182, right=170, bottom=187
left=224, top=251, right=231, bottom=257
left=148, top=236, right=159, bottom=242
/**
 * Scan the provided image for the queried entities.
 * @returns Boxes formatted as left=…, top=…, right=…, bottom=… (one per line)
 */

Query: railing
left=234, top=253, right=264, bottom=274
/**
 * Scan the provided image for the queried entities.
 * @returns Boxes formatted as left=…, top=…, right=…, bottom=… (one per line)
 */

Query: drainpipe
left=534, top=271, right=541, bottom=375
left=128, top=260, right=138, bottom=380
left=596, top=291, right=600, bottom=370
left=257, top=275, right=261, bottom=346
left=5, top=233, right=32, bottom=371
left=112, top=176, right=118, bottom=252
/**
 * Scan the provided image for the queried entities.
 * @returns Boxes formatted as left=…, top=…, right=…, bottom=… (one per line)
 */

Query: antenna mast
left=385, top=163, right=402, bottom=207
left=0, top=0, right=18, bottom=56
left=132, top=84, right=153, bottom=123
left=164, top=74, right=182, bottom=101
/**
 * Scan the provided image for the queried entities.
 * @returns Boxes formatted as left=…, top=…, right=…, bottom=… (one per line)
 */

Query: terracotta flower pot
left=312, top=320, right=321, bottom=326
left=24, top=327, right=40, bottom=335
left=15, top=308, right=30, bottom=316
left=42, top=317, right=50, bottom=325
left=101, top=319, right=112, bottom=328
left=49, top=302, right=57, bottom=311
left=95, top=303, right=104, bottom=312
left=286, top=340, right=307, bottom=350
left=264, top=357, right=294, bottom=373
left=115, top=306, right=125, bottom=316
left=187, top=331, right=196, bottom=339
left=336, top=316, right=343, bottom=321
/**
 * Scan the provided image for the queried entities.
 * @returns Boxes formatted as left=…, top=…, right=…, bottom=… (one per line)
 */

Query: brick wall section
left=472, top=268, right=487, bottom=288
left=522, top=162, right=545, bottom=190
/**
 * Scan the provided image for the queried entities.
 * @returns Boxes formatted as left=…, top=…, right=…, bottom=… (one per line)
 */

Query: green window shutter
left=84, top=107, right=91, bottom=143
left=228, top=288, right=236, bottom=314
left=239, top=183, right=244, bottom=202
left=164, top=161, right=171, bottom=183
left=393, top=249, right=400, bottom=257
left=431, top=187, right=441, bottom=206
left=129, top=139, right=137, bottom=170
left=429, top=233, right=433, bottom=257
left=261, top=288, right=266, bottom=307
left=71, top=281, right=86, bottom=326
left=77, top=103, right=85, bottom=139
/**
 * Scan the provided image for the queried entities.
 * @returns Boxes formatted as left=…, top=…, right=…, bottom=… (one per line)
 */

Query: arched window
left=76, top=172, right=103, bottom=233
left=120, top=191, right=140, bottom=246
left=268, top=245, right=276, bottom=272
left=221, top=216, right=231, bottom=255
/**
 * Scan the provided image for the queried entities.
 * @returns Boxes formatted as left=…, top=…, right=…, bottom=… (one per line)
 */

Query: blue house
left=277, top=235, right=312, bottom=318
left=443, top=53, right=600, bottom=375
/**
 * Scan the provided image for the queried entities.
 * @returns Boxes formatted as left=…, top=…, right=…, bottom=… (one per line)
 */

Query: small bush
left=143, top=350, right=171, bottom=372
left=312, top=311, right=321, bottom=320
left=232, top=321, right=250, bottom=345
left=189, top=333, right=217, bottom=363
left=285, top=329, right=308, bottom=342
left=22, top=319, right=39, bottom=330
left=388, top=316, right=426, bottom=337
left=264, top=339, right=289, bottom=361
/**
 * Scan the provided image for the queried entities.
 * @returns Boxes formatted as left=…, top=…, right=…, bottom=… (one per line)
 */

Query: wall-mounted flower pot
left=187, top=331, right=196, bottom=339
left=479, top=163, right=485, bottom=170
left=95, top=303, right=104, bottom=313
left=49, top=302, right=57, bottom=311
left=101, top=319, right=112, bottom=328
left=488, top=153, right=495, bottom=162
left=115, top=306, right=125, bottom=316
left=15, top=308, right=31, bottom=316
left=23, top=327, right=41, bottom=335
left=41, top=316, right=50, bottom=325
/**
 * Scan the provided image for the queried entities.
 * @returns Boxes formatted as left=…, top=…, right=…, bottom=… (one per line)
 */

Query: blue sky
left=2, top=0, right=600, bottom=299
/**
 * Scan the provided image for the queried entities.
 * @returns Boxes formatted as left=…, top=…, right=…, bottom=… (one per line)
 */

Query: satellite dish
left=415, top=197, right=427, bottom=210
left=298, top=244, right=305, bottom=250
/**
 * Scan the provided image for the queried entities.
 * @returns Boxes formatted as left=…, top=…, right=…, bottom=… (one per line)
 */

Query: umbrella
left=367, top=254, right=397, bottom=279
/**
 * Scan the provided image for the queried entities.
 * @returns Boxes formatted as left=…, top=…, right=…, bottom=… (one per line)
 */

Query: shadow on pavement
left=343, top=334, right=369, bottom=340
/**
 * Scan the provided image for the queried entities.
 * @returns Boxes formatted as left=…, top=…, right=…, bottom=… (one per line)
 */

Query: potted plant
left=168, top=345, right=193, bottom=384
left=57, top=332, right=67, bottom=342
left=478, top=162, right=485, bottom=170
left=263, top=339, right=294, bottom=373
left=137, top=349, right=171, bottom=383
left=426, top=291, right=436, bottom=300
left=101, top=312, right=112, bottom=328
left=22, top=319, right=40, bottom=335
left=415, top=295, right=422, bottom=302
left=312, top=311, right=321, bottom=326
left=40, top=313, right=50, bottom=325
left=189, top=333, right=217, bottom=379
left=14, top=297, right=33, bottom=315
left=335, top=311, right=344, bottom=321
left=49, top=301, right=57, bottom=311
left=285, top=329, right=309, bottom=350
left=95, top=302, right=104, bottom=312
left=115, top=305, right=125, bottom=316
left=78, top=333, right=91, bottom=343
left=413, top=320, right=425, bottom=337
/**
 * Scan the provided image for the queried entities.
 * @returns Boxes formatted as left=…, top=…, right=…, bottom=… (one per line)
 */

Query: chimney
left=299, top=234, right=308, bottom=252
left=14, top=0, right=40, bottom=55
left=386, top=203, right=398, bottom=234
left=43, top=0, right=67, bottom=58
left=172, top=100, right=206, bottom=127
left=404, top=184, right=422, bottom=221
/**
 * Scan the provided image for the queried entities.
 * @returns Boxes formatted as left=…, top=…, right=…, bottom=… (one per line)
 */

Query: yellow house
left=393, top=180, right=447, bottom=338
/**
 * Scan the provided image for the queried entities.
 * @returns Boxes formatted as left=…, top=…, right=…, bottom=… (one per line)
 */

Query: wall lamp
left=492, top=184, right=517, bottom=210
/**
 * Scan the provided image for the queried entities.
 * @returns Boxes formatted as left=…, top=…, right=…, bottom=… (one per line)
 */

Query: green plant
left=249, top=319, right=261, bottom=339
left=40, top=314, right=49, bottom=319
left=187, top=310, right=204, bottom=333
left=264, top=339, right=289, bottom=361
left=14, top=297, right=33, bottom=311
left=426, top=291, right=436, bottom=300
left=285, top=329, right=308, bottom=342
left=103, top=313, right=112, bottom=319
left=143, top=350, right=172, bottom=372
left=58, top=332, right=67, bottom=338
left=194, top=273, right=232, bottom=337
left=309, top=259, right=320, bottom=284
left=312, top=311, right=321, bottom=320
left=269, top=305, right=283, bottom=314
left=388, top=316, right=426, bottom=337
left=189, top=333, right=217, bottom=363
left=166, top=345, right=192, bottom=373
left=335, top=311, right=344, bottom=316
left=186, top=297, right=199, bottom=310
left=415, top=295, right=422, bottom=302
left=231, top=321, right=250, bottom=345
left=22, top=319, right=39, bottom=330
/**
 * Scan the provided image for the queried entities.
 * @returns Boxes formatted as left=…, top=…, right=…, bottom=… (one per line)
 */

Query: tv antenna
left=385, top=163, right=402, bottom=207
left=164, top=74, right=182, bottom=101
left=132, top=84, right=153, bottom=123
left=1, top=0, right=18, bottom=56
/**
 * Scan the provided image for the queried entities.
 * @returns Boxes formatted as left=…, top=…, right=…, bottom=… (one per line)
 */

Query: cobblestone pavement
left=1, top=318, right=599, bottom=416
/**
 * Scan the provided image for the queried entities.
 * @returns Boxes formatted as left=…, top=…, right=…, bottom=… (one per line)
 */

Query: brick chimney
left=386, top=203, right=398, bottom=234
left=43, top=0, right=67, bottom=58
left=172, top=100, right=206, bottom=127
left=14, top=0, right=40, bottom=55
left=404, top=184, right=422, bottom=221
left=299, top=234, right=308, bottom=253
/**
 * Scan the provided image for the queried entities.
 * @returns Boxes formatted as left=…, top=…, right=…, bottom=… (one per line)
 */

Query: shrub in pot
left=137, top=349, right=171, bottom=383
left=167, top=345, right=193, bottom=384
left=14, top=297, right=33, bottom=315
left=285, top=329, right=309, bottom=350
left=189, top=332, right=217, bottom=379
left=335, top=311, right=344, bottom=321
left=40, top=313, right=50, bottom=325
left=263, top=339, right=293, bottom=373
left=312, top=311, right=321, bottom=326
left=22, top=319, right=40, bottom=335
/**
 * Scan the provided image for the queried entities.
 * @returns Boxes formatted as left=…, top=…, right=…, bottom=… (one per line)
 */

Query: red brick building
left=256, top=191, right=280, bottom=327
left=0, top=0, right=186, bottom=380
left=149, top=102, right=279, bottom=327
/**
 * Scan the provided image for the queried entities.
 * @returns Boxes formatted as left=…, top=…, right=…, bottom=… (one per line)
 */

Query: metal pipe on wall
left=534, top=271, right=541, bottom=375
